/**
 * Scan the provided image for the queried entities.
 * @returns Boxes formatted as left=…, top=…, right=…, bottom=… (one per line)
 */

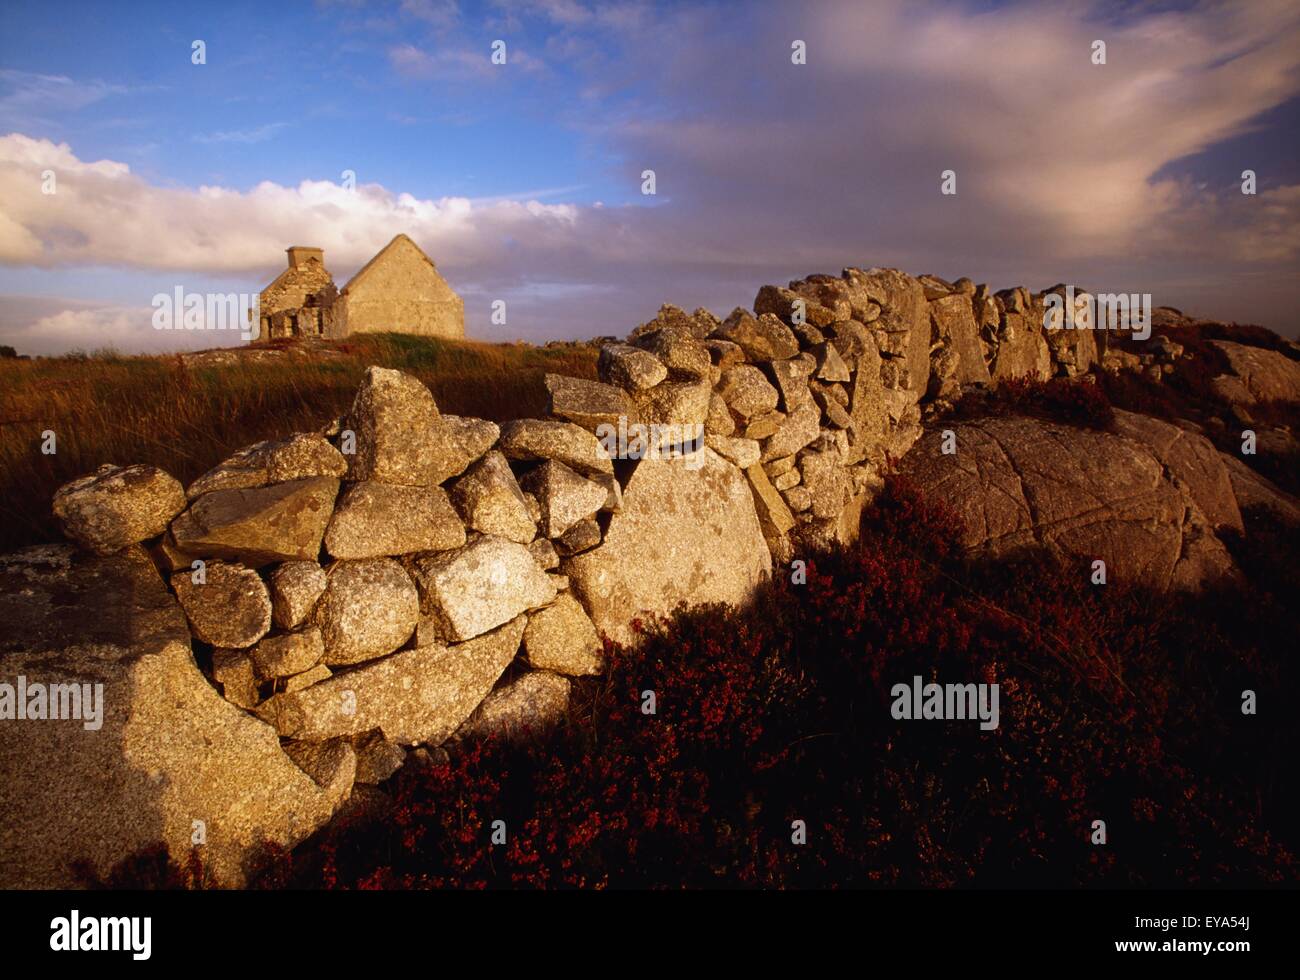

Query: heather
left=143, top=478, right=1298, bottom=890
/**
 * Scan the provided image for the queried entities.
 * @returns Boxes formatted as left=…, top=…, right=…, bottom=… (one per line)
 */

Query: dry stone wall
left=4, top=265, right=1287, bottom=887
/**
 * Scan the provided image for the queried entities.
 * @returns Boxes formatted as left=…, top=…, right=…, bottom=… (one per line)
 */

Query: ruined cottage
left=254, top=234, right=465, bottom=342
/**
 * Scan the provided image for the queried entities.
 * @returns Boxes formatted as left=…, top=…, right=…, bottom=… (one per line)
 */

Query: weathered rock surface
left=251, top=627, right=325, bottom=680
left=599, top=342, right=668, bottom=390
left=353, top=732, right=407, bottom=784
left=897, top=416, right=1239, bottom=590
left=546, top=373, right=635, bottom=431
left=0, top=544, right=349, bottom=888
left=520, top=460, right=609, bottom=538
left=761, top=402, right=822, bottom=463
left=449, top=450, right=537, bottom=543
left=745, top=463, right=796, bottom=538
left=929, top=293, right=991, bottom=385
left=344, top=366, right=441, bottom=484
left=325, top=481, right=465, bottom=559
left=523, top=594, right=603, bottom=675
left=633, top=326, right=712, bottom=380
left=171, top=561, right=272, bottom=648
left=257, top=616, right=526, bottom=746
left=629, top=378, right=712, bottom=434
left=187, top=434, right=347, bottom=499
left=706, top=434, right=761, bottom=469
left=1112, top=411, right=1243, bottom=533
left=454, top=670, right=570, bottom=743
left=420, top=415, right=501, bottom=485
left=170, top=477, right=339, bottom=565
left=313, top=558, right=418, bottom=665
left=268, top=561, right=327, bottom=629
left=716, top=309, right=800, bottom=362
left=284, top=740, right=357, bottom=789
left=212, top=649, right=260, bottom=708
left=1207, top=341, right=1300, bottom=405
left=566, top=448, right=771, bottom=645
left=411, top=535, right=557, bottom=642
left=53, top=464, right=186, bottom=555
left=719, top=364, right=780, bottom=418
left=498, top=419, right=614, bottom=476
left=1218, top=452, right=1300, bottom=524
left=555, top=516, right=602, bottom=556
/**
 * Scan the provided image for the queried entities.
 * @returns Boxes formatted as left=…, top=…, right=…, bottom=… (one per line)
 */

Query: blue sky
left=1, top=0, right=1298, bottom=354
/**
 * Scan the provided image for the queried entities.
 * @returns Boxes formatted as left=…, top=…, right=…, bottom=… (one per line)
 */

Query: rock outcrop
left=897, top=415, right=1242, bottom=590
left=0, top=545, right=349, bottom=888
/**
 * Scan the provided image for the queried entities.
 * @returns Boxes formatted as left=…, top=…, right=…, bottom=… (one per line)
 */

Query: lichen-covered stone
left=171, top=560, right=272, bottom=648
left=718, top=364, right=779, bottom=418
left=251, top=627, right=325, bottom=680
left=498, top=418, right=614, bottom=476
left=706, top=434, right=761, bottom=469
left=411, top=535, right=556, bottom=642
left=170, top=476, right=339, bottom=566
left=566, top=449, right=771, bottom=646
left=761, top=402, right=822, bottom=463
left=268, top=560, right=327, bottom=629
left=421, top=415, right=502, bottom=484
left=257, top=616, right=527, bottom=746
left=555, top=516, right=602, bottom=556
left=632, top=327, right=712, bottom=379
left=325, top=481, right=465, bottom=559
left=545, top=373, right=636, bottom=432
left=716, top=309, right=800, bottom=361
left=313, top=558, right=418, bottom=666
left=598, top=342, right=667, bottom=390
left=520, top=460, right=609, bottom=538
left=523, top=594, right=603, bottom=675
left=745, top=463, right=796, bottom=537
left=187, top=433, right=347, bottom=500
left=343, top=366, right=441, bottom=484
left=353, top=732, right=407, bottom=784
left=449, top=451, right=536, bottom=544
left=212, top=648, right=260, bottom=708
left=454, top=670, right=570, bottom=743
left=53, top=464, right=185, bottom=555
left=284, top=740, right=357, bottom=789
left=0, top=544, right=350, bottom=888
left=528, top=537, right=560, bottom=570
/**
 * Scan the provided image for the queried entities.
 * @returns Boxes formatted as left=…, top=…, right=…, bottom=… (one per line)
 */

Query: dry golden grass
left=0, top=334, right=598, bottom=554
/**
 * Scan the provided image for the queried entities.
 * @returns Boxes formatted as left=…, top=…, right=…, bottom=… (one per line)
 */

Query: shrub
left=245, top=477, right=1297, bottom=890
left=949, top=376, right=1115, bottom=430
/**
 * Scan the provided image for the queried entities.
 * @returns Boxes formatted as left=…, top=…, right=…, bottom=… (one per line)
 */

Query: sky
left=0, top=0, right=1297, bottom=356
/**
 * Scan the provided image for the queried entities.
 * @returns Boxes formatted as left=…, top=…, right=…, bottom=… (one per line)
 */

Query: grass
left=0, top=334, right=597, bottom=555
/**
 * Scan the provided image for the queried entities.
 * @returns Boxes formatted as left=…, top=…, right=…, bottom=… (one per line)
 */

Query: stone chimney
left=286, top=246, right=324, bottom=270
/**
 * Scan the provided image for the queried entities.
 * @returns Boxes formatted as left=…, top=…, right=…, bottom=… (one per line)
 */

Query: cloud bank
left=2, top=0, right=1298, bottom=352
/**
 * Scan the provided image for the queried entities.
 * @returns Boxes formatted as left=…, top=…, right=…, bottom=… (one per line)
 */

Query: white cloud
left=2, top=0, right=1299, bottom=349
left=0, top=70, right=131, bottom=130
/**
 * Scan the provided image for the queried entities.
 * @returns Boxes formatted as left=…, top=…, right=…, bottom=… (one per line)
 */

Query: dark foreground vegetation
left=84, top=478, right=1299, bottom=889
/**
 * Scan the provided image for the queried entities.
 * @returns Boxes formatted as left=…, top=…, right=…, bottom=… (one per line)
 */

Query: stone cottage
left=253, top=235, right=464, bottom=342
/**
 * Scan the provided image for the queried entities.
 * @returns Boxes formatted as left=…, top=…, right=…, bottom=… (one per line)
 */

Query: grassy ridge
left=0, top=334, right=598, bottom=555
